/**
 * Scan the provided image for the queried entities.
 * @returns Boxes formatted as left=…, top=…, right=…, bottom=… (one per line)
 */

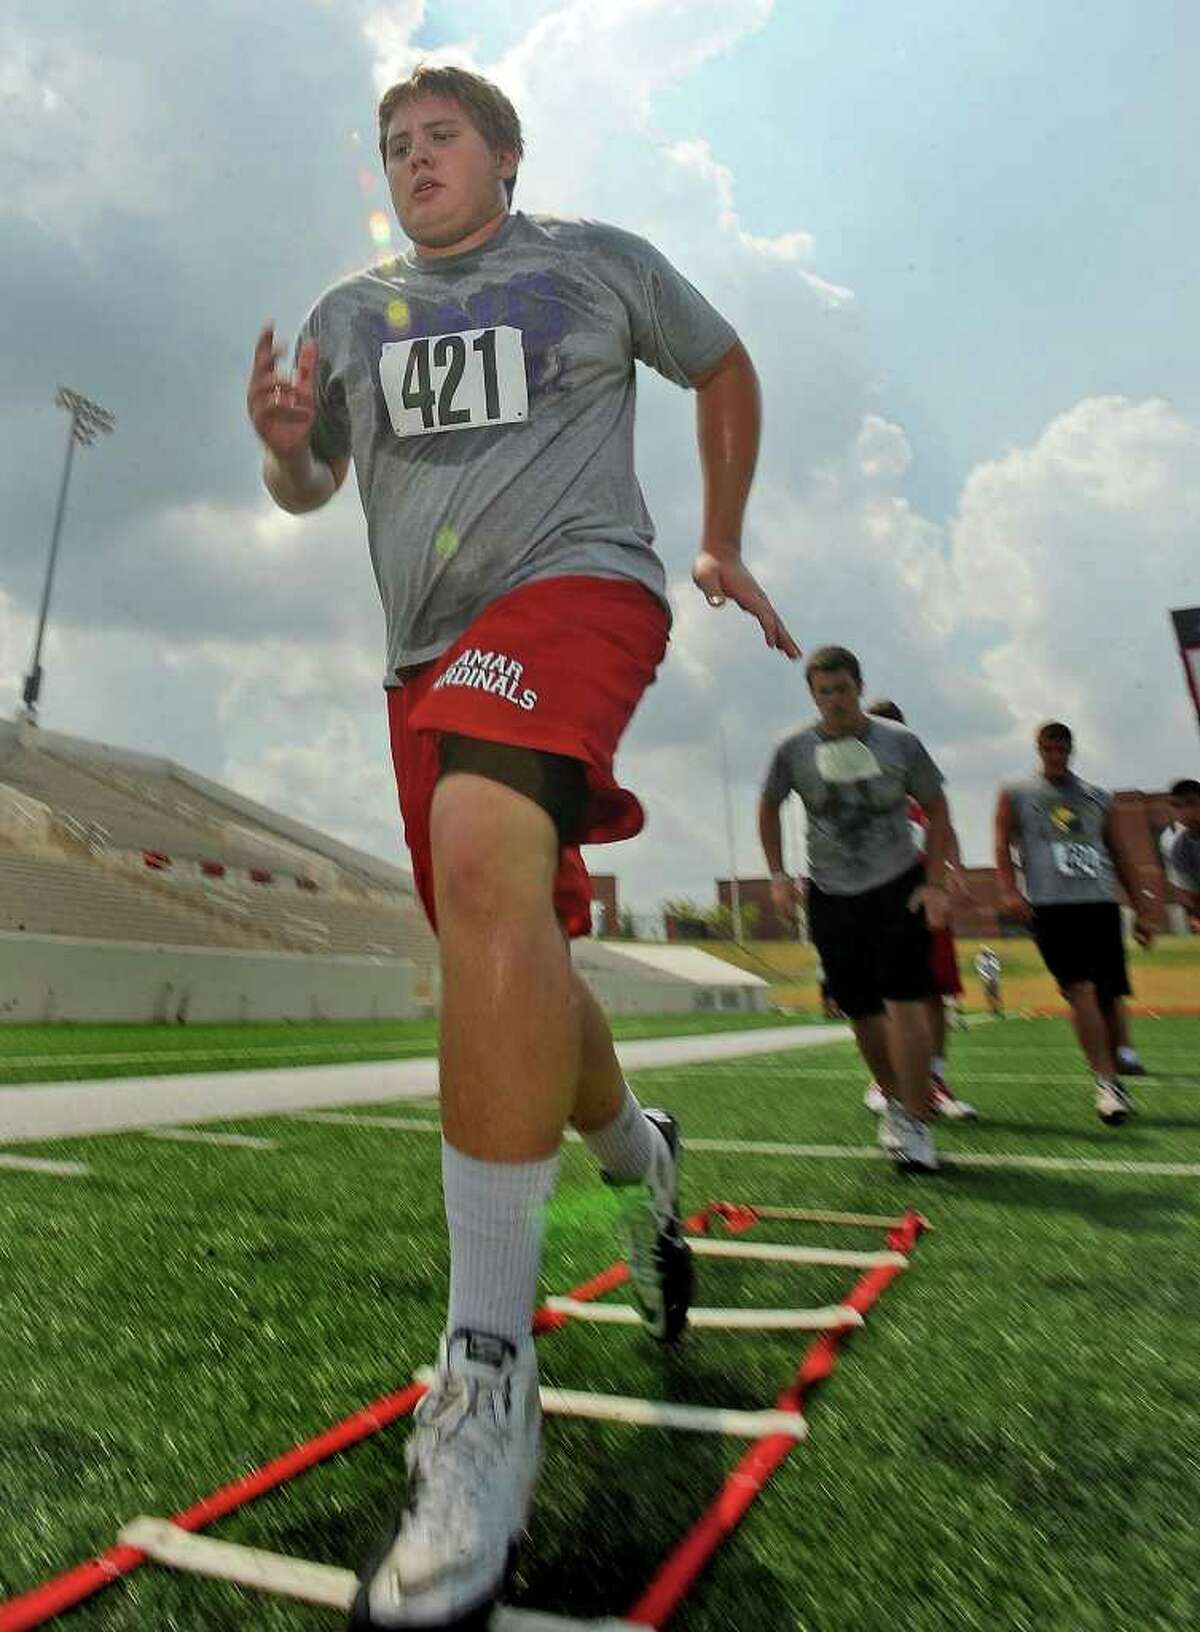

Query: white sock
left=1117, top=1046, right=1139, bottom=1064
left=441, top=1140, right=561, bottom=1347
left=578, top=1085, right=657, bottom=1183
left=931, top=1055, right=947, bottom=1078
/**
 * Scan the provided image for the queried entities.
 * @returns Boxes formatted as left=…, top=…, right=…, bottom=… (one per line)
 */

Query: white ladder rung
left=119, top=1517, right=355, bottom=1610
left=544, top=1297, right=863, bottom=1333
left=747, top=1205, right=909, bottom=1229
left=687, top=1238, right=907, bottom=1269
left=413, top=1373, right=807, bottom=1440
left=118, top=1518, right=642, bottom=1626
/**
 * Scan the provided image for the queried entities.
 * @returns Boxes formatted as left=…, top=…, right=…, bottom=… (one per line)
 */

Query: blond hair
left=378, top=65, right=523, bottom=202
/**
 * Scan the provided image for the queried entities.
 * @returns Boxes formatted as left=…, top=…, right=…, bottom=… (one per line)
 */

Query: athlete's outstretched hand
left=247, top=325, right=318, bottom=458
left=692, top=551, right=800, bottom=660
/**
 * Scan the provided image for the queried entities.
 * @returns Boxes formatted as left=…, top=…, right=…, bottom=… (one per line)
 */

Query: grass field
left=0, top=1010, right=818, bottom=1089
left=2, top=1017, right=1200, bottom=1629
left=706, top=934, right=1200, bottom=1015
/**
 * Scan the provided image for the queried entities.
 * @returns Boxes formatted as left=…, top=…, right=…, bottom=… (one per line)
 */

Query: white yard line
left=0, top=1026, right=844, bottom=1147
left=144, top=1130, right=277, bottom=1150
left=290, top=1115, right=1200, bottom=1178
left=0, top=1153, right=89, bottom=1177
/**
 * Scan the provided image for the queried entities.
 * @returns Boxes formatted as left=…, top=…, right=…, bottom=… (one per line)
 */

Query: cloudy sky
left=1, top=0, right=1197, bottom=920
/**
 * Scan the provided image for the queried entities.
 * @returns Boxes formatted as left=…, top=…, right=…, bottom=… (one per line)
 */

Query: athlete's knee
left=1063, top=980, right=1098, bottom=1008
left=431, top=778, right=556, bottom=922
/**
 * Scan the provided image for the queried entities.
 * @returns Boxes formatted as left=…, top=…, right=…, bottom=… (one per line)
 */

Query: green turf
left=0, top=1010, right=818, bottom=1088
left=2, top=1019, right=1199, bottom=1629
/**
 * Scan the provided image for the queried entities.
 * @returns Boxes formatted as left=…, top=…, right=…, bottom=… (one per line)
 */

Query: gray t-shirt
left=298, top=212, right=738, bottom=678
left=1161, top=824, right=1200, bottom=891
left=1004, top=773, right=1116, bottom=905
left=762, top=717, right=945, bottom=896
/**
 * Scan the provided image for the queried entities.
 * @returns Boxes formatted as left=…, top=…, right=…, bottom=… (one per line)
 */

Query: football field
left=2, top=1015, right=1199, bottom=1630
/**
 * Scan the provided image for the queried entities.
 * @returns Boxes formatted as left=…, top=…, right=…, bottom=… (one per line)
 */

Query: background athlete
left=995, top=722, right=1153, bottom=1125
left=759, top=647, right=958, bottom=1174
left=1160, top=777, right=1200, bottom=929
left=247, top=64, right=797, bottom=1631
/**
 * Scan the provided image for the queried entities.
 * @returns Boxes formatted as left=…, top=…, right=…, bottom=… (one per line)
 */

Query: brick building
left=716, top=877, right=796, bottom=940
left=589, top=873, right=619, bottom=936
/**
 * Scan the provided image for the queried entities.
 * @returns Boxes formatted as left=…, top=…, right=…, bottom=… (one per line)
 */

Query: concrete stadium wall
left=576, top=969, right=769, bottom=1015
left=0, top=932, right=418, bottom=1025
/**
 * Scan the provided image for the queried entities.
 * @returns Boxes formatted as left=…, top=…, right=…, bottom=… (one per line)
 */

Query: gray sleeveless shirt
left=1004, top=773, right=1116, bottom=905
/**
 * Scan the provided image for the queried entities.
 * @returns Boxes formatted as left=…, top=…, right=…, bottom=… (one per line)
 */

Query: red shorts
left=386, top=576, right=669, bottom=939
left=930, top=926, right=964, bottom=996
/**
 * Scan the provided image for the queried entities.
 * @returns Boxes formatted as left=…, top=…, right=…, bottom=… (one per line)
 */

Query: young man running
left=758, top=648, right=957, bottom=1173
left=974, top=945, right=1004, bottom=1017
left=861, top=698, right=977, bottom=1121
left=1161, top=778, right=1200, bottom=927
left=995, top=722, right=1153, bottom=1125
left=247, top=65, right=797, bottom=1631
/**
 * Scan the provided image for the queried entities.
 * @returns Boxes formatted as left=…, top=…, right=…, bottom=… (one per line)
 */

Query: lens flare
left=387, top=298, right=410, bottom=330
left=433, top=527, right=460, bottom=560
left=368, top=210, right=392, bottom=247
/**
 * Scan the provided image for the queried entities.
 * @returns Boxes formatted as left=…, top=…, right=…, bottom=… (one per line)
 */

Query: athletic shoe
left=878, top=1100, right=939, bottom=1173
left=864, top=1082, right=888, bottom=1115
left=349, top=1330, right=541, bottom=1629
left=930, top=1083, right=979, bottom=1120
left=1117, top=1054, right=1148, bottom=1078
left=609, top=1108, right=693, bottom=1344
left=1095, top=1078, right=1134, bottom=1126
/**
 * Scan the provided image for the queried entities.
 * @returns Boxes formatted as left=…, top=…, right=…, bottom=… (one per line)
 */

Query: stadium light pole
left=716, top=714, right=744, bottom=943
left=20, top=386, right=116, bottom=725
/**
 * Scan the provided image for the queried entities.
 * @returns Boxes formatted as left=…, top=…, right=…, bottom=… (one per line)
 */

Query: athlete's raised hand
left=247, top=325, right=318, bottom=459
left=692, top=550, right=800, bottom=660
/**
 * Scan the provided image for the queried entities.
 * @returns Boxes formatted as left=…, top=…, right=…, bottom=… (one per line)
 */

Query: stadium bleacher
left=0, top=717, right=438, bottom=983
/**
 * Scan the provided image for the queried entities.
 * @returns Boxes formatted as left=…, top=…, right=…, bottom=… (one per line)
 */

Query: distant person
left=974, top=945, right=1004, bottom=1017
left=759, top=646, right=960, bottom=1173
left=862, top=699, right=976, bottom=1120
left=1160, top=778, right=1200, bottom=927
left=994, top=722, right=1153, bottom=1125
left=247, top=63, right=798, bottom=1630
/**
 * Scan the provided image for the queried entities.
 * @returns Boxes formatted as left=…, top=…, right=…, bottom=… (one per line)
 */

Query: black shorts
left=1031, top=901, right=1130, bottom=1004
left=807, top=864, right=933, bottom=1020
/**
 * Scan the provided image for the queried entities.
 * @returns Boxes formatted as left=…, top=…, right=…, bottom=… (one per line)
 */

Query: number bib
left=1052, top=841, right=1101, bottom=880
left=380, top=325, right=528, bottom=439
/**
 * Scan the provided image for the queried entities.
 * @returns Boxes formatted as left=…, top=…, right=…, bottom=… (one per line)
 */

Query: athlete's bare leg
left=571, top=973, right=627, bottom=1134
left=853, top=1014, right=898, bottom=1097
left=925, top=993, right=946, bottom=1064
left=854, top=1008, right=932, bottom=1117
left=884, top=998, right=934, bottom=1118
left=1108, top=995, right=1141, bottom=1059
left=432, top=773, right=578, bottom=1160
left=1062, top=981, right=1117, bottom=1077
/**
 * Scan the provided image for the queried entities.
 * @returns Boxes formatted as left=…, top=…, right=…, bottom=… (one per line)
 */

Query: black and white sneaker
left=1117, top=1052, right=1149, bottom=1078
left=610, top=1108, right=693, bottom=1343
left=878, top=1100, right=940, bottom=1174
left=1096, top=1077, right=1134, bottom=1125
left=349, top=1330, right=541, bottom=1629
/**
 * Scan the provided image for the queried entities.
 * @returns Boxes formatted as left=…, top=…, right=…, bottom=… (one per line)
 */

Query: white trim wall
left=0, top=933, right=418, bottom=1024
